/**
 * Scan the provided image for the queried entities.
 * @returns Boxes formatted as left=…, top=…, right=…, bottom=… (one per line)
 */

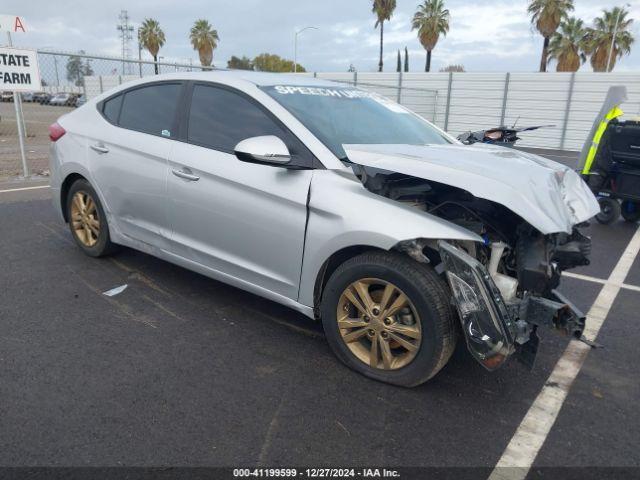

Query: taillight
left=49, top=122, right=66, bottom=142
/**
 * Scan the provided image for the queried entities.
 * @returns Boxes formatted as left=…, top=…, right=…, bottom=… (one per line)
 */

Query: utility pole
left=53, top=55, right=60, bottom=86
left=137, top=27, right=143, bottom=77
left=136, top=27, right=145, bottom=77
left=116, top=10, right=134, bottom=75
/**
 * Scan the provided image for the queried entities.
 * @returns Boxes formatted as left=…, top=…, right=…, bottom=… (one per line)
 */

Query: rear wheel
left=320, top=251, right=457, bottom=387
left=66, top=179, right=117, bottom=257
left=596, top=197, right=620, bottom=225
left=621, top=201, right=640, bottom=223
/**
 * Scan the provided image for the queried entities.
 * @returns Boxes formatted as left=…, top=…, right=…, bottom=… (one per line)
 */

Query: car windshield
left=261, top=85, right=452, bottom=159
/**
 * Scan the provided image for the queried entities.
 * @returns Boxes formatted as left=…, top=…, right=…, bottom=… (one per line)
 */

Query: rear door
left=166, top=83, right=314, bottom=299
left=89, top=82, right=184, bottom=249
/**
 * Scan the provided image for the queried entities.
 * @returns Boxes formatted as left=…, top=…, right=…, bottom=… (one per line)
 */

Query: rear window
left=102, top=95, right=123, bottom=124
left=118, top=83, right=182, bottom=138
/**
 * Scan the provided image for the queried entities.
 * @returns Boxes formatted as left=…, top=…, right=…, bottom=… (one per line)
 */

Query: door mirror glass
left=234, top=136, right=291, bottom=166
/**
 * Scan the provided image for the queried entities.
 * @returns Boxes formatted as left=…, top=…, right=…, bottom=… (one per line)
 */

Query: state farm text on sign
left=0, top=47, right=41, bottom=92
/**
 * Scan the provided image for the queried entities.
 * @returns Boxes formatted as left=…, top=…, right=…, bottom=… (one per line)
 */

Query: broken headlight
left=439, top=241, right=516, bottom=370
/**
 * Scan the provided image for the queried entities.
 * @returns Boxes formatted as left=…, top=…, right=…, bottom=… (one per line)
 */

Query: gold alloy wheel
left=336, top=278, right=422, bottom=370
left=70, top=191, right=100, bottom=247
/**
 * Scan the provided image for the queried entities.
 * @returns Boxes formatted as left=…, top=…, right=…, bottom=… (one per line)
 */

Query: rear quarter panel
left=50, top=104, right=109, bottom=221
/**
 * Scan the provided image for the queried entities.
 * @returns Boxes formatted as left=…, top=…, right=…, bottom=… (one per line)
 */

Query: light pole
left=294, top=26, right=318, bottom=73
left=606, top=4, right=630, bottom=72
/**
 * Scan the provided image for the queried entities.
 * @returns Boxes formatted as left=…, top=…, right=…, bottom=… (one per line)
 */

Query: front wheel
left=320, top=251, right=457, bottom=387
left=596, top=197, right=620, bottom=225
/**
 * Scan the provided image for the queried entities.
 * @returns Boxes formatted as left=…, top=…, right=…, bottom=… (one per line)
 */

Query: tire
left=621, top=201, right=640, bottom=223
left=320, top=251, right=457, bottom=387
left=596, top=197, right=620, bottom=225
left=66, top=179, right=117, bottom=257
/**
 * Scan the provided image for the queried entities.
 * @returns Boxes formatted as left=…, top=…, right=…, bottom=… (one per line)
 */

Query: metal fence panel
left=504, top=73, right=571, bottom=150
left=446, top=73, right=506, bottom=137
left=304, top=70, right=639, bottom=153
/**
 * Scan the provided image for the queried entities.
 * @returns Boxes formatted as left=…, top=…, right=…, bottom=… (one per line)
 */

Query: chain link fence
left=1, top=50, right=213, bottom=179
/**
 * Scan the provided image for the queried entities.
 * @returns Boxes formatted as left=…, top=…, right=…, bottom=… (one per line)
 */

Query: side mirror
left=234, top=135, right=291, bottom=166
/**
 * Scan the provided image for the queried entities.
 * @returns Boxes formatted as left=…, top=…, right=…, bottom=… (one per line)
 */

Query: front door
left=167, top=84, right=314, bottom=300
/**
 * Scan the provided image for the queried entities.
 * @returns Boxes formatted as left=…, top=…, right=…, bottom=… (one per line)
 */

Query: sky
left=5, top=0, right=640, bottom=73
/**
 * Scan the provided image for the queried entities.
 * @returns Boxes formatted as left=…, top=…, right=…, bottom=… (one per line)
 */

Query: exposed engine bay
left=350, top=163, right=593, bottom=370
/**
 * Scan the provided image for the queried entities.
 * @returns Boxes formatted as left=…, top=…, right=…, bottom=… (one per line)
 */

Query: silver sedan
left=48, top=71, right=598, bottom=386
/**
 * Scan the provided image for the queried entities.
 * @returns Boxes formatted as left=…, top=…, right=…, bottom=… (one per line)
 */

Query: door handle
left=172, top=168, right=200, bottom=182
left=90, top=143, right=109, bottom=154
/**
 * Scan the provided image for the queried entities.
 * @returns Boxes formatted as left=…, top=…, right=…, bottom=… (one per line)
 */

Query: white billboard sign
left=0, top=47, right=41, bottom=92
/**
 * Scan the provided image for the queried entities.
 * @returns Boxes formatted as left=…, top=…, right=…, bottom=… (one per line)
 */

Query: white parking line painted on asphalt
left=563, top=271, right=640, bottom=293
left=489, top=225, right=640, bottom=480
left=562, top=271, right=607, bottom=284
left=620, top=283, right=640, bottom=293
left=0, top=185, right=50, bottom=194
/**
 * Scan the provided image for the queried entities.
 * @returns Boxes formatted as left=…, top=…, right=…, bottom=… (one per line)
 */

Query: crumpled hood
left=343, top=143, right=600, bottom=234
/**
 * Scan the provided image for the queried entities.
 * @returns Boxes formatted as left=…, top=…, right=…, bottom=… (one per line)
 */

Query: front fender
left=297, top=170, right=482, bottom=307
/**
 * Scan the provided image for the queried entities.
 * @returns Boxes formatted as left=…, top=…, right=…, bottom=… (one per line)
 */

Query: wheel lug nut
left=383, top=318, right=392, bottom=326
left=381, top=331, right=389, bottom=339
left=363, top=316, right=370, bottom=323
left=367, top=329, right=375, bottom=337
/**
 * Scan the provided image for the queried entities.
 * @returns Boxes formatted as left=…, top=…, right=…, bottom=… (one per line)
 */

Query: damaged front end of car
left=438, top=236, right=589, bottom=370
left=344, top=143, right=599, bottom=371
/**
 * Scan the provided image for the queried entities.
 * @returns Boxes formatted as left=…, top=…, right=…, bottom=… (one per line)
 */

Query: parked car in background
left=33, top=92, right=50, bottom=104
left=74, top=94, right=86, bottom=107
left=48, top=71, right=599, bottom=387
left=21, top=92, right=35, bottom=102
left=49, top=93, right=73, bottom=106
left=1, top=91, right=14, bottom=102
left=35, top=92, right=52, bottom=105
left=68, top=93, right=82, bottom=107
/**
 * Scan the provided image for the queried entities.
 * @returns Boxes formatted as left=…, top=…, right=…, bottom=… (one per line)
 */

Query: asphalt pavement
left=0, top=161, right=639, bottom=478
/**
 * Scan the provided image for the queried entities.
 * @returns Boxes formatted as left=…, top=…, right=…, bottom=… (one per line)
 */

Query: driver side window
left=186, top=84, right=316, bottom=168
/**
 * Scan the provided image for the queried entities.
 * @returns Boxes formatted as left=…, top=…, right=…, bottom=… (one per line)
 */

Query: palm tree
left=527, top=0, right=574, bottom=72
left=412, top=0, right=450, bottom=72
left=548, top=17, right=587, bottom=72
left=372, top=0, right=397, bottom=72
left=138, top=18, right=165, bottom=75
left=190, top=19, right=220, bottom=68
left=585, top=6, right=634, bottom=72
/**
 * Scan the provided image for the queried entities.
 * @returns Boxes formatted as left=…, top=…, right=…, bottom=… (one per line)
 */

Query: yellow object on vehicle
left=581, top=106, right=624, bottom=175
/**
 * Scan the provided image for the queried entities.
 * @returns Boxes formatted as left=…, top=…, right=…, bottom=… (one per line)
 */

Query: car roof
left=131, top=70, right=346, bottom=88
